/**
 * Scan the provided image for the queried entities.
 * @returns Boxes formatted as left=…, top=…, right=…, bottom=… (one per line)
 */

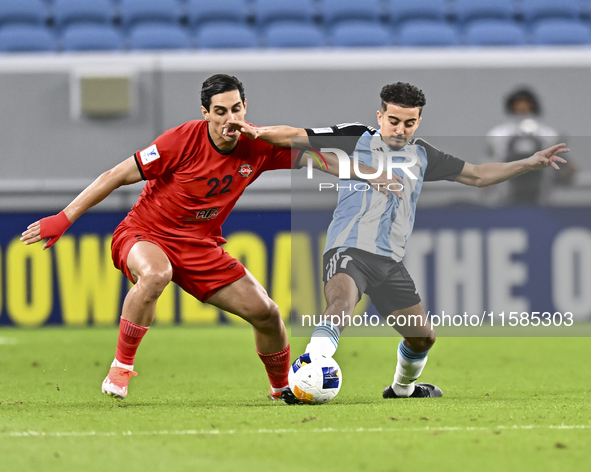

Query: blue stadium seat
left=388, top=0, right=447, bottom=24
left=521, top=0, right=580, bottom=23
left=323, top=0, right=381, bottom=26
left=455, top=0, right=514, bottom=24
left=465, top=20, right=526, bottom=46
left=398, top=20, right=459, bottom=47
left=196, top=22, right=258, bottom=49
left=0, top=0, right=48, bottom=27
left=129, top=23, right=191, bottom=50
left=62, top=24, right=123, bottom=51
left=120, top=0, right=183, bottom=29
left=187, top=0, right=249, bottom=28
left=255, top=0, right=315, bottom=28
left=53, top=0, right=114, bottom=30
left=332, top=21, right=390, bottom=47
left=532, top=19, right=591, bottom=45
left=265, top=21, right=324, bottom=48
left=0, top=25, right=56, bottom=52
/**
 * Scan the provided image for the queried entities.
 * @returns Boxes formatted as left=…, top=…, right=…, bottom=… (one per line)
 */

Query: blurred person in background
left=486, top=87, right=576, bottom=205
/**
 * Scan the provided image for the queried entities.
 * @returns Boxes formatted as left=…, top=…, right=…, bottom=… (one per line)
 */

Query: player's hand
left=367, top=172, right=405, bottom=198
left=20, top=211, right=72, bottom=250
left=224, top=120, right=258, bottom=140
left=528, top=143, right=569, bottom=171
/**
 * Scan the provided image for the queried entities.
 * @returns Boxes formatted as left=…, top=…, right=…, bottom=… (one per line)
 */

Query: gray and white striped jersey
left=306, top=123, right=465, bottom=261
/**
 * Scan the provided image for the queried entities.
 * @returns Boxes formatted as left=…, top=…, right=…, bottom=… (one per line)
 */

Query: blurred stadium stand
left=62, top=24, right=123, bottom=52
left=0, top=24, right=56, bottom=52
left=119, top=0, right=184, bottom=29
left=53, top=0, right=115, bottom=30
left=389, top=0, right=448, bottom=24
left=255, top=0, right=316, bottom=28
left=455, top=0, right=515, bottom=24
left=332, top=20, right=390, bottom=47
left=187, top=0, right=250, bottom=29
left=0, top=0, right=48, bottom=28
left=322, top=0, right=382, bottom=26
left=465, top=19, right=527, bottom=46
left=265, top=21, right=325, bottom=48
left=521, top=0, right=581, bottom=23
left=129, top=23, right=191, bottom=50
left=0, top=0, right=590, bottom=51
left=195, top=22, right=258, bottom=48
left=398, top=20, right=459, bottom=47
left=532, top=19, right=591, bottom=46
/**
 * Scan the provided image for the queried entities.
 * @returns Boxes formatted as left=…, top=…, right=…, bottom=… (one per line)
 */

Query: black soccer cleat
left=382, top=383, right=443, bottom=398
left=281, top=388, right=306, bottom=405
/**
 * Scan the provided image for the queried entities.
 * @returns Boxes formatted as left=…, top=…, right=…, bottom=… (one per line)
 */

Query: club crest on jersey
left=183, top=207, right=220, bottom=222
left=238, top=164, right=253, bottom=178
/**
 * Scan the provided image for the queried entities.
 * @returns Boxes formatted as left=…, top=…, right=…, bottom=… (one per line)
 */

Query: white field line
left=0, top=337, right=17, bottom=345
left=2, top=424, right=591, bottom=438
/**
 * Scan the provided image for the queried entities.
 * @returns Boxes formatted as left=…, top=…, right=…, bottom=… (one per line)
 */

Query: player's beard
left=384, top=136, right=408, bottom=150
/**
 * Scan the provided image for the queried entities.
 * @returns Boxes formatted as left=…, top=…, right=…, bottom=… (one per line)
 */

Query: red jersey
left=126, top=120, right=296, bottom=244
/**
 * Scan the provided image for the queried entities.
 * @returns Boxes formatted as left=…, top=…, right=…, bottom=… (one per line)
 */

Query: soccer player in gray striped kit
left=225, top=82, right=568, bottom=401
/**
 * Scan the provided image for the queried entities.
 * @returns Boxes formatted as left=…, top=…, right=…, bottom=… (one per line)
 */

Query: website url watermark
left=302, top=313, right=427, bottom=328
left=302, top=311, right=575, bottom=329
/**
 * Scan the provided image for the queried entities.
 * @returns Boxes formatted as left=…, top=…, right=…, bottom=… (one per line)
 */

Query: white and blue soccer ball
left=288, top=353, right=342, bottom=404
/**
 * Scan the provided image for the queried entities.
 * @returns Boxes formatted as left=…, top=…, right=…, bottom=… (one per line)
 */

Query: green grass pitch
left=0, top=326, right=590, bottom=472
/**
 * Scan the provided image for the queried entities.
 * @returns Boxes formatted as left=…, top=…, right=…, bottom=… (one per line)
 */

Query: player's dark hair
left=380, top=82, right=426, bottom=116
left=201, top=74, right=246, bottom=111
left=505, top=87, right=540, bottom=116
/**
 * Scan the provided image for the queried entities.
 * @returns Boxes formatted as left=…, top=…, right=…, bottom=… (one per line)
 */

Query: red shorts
left=111, top=222, right=246, bottom=301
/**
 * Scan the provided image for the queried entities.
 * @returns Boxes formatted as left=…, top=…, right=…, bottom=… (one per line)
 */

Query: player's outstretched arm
left=224, top=120, right=310, bottom=147
left=20, top=156, right=142, bottom=250
left=225, top=120, right=403, bottom=197
left=455, top=143, right=569, bottom=188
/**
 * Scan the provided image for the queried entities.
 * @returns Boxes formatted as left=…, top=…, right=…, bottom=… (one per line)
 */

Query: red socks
left=115, top=319, right=289, bottom=389
left=115, top=318, right=149, bottom=366
left=257, top=344, right=291, bottom=389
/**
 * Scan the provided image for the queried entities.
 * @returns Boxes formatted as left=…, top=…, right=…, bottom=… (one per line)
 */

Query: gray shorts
left=323, top=247, right=422, bottom=317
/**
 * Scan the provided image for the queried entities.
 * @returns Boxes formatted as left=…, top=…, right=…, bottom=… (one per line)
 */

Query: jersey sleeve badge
left=139, top=144, right=161, bottom=165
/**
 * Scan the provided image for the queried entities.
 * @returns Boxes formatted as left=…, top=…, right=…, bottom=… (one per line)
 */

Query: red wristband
left=39, top=211, right=72, bottom=248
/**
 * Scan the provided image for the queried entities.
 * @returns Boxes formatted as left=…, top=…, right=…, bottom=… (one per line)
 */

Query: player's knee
left=327, top=296, right=355, bottom=316
left=247, top=298, right=282, bottom=331
left=405, top=333, right=435, bottom=353
left=137, top=267, right=172, bottom=300
left=417, top=334, right=436, bottom=352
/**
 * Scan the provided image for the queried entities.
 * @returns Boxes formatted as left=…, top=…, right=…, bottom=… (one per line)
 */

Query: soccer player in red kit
left=20, top=74, right=299, bottom=400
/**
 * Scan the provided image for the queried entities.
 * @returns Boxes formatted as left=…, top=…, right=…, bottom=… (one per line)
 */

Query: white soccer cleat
left=101, top=367, right=138, bottom=400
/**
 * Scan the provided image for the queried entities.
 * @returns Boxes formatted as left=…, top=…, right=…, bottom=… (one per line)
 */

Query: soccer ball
left=288, top=353, right=342, bottom=404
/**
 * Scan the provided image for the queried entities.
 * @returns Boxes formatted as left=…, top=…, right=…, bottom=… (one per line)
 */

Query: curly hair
left=505, top=87, right=540, bottom=116
left=380, top=82, right=426, bottom=115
